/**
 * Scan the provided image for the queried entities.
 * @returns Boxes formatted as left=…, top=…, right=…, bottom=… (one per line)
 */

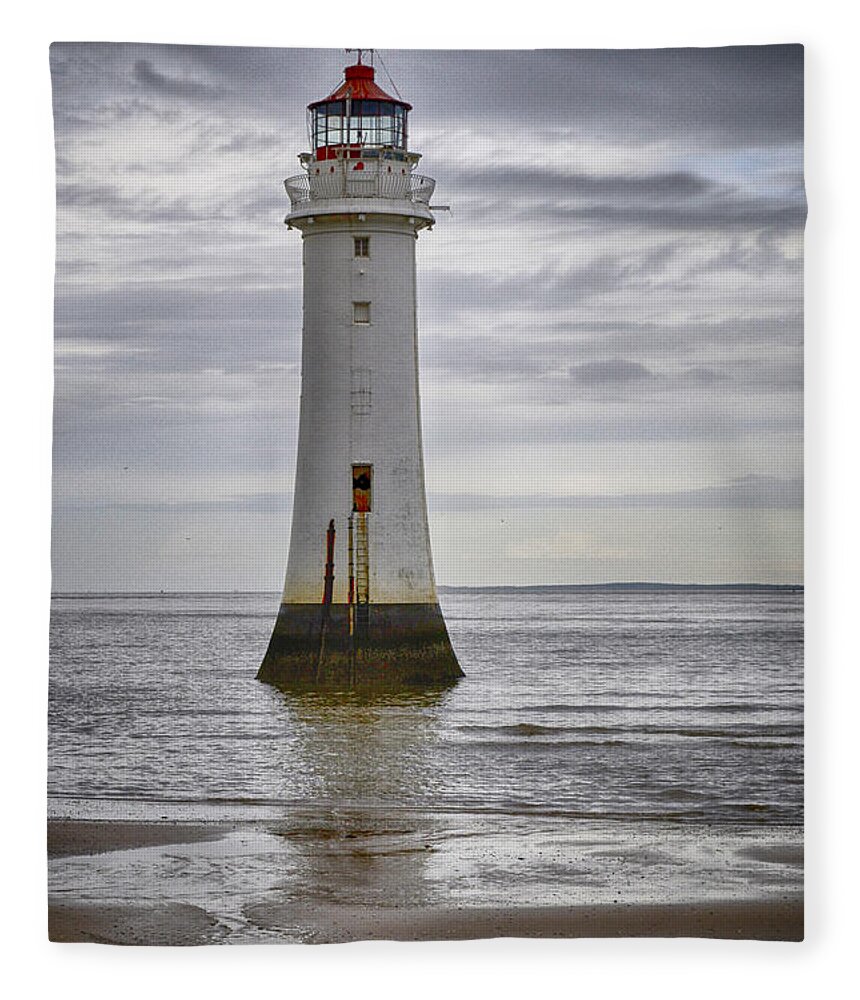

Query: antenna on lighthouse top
left=346, top=48, right=370, bottom=66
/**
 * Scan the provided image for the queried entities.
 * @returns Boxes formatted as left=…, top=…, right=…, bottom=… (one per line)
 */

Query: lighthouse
left=258, top=53, right=463, bottom=689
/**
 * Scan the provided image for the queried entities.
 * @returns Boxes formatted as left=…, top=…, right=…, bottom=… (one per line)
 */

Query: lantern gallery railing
left=285, top=170, right=436, bottom=209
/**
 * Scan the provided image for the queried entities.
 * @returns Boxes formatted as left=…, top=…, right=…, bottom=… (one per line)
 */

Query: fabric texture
left=48, top=44, right=804, bottom=944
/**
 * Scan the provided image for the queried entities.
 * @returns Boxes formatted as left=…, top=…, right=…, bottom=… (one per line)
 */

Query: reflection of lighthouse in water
left=258, top=53, right=463, bottom=689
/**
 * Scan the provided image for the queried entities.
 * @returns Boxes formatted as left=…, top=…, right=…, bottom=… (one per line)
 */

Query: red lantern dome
left=308, top=58, right=411, bottom=160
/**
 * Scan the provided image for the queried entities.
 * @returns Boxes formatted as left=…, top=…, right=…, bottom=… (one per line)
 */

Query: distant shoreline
left=439, top=582, right=804, bottom=593
left=50, top=583, right=803, bottom=598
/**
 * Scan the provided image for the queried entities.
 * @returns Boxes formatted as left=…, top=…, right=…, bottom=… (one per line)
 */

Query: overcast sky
left=50, top=44, right=804, bottom=590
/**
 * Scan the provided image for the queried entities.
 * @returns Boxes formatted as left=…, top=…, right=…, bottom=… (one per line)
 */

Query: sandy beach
left=47, top=818, right=803, bottom=945
left=48, top=820, right=234, bottom=858
left=49, top=897, right=803, bottom=945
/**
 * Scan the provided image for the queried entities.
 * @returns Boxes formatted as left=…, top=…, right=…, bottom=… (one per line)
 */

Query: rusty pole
left=315, top=518, right=336, bottom=680
left=347, top=514, right=356, bottom=687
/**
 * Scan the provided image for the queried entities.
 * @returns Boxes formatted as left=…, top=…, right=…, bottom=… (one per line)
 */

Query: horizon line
left=50, top=581, right=804, bottom=597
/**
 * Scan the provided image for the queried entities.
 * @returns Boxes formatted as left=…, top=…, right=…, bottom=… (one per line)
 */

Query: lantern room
left=308, top=58, right=412, bottom=161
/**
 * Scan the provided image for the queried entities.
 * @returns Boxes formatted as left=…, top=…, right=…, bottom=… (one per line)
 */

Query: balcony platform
left=285, top=165, right=436, bottom=226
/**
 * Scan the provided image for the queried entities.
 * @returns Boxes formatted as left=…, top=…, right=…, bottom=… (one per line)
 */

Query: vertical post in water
left=315, top=519, right=336, bottom=680
left=347, top=514, right=356, bottom=688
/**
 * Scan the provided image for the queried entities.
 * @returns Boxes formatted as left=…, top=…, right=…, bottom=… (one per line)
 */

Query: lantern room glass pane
left=312, top=99, right=408, bottom=150
left=327, top=117, right=343, bottom=144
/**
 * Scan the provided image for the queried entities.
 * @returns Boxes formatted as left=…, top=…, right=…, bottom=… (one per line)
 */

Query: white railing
left=285, top=171, right=436, bottom=210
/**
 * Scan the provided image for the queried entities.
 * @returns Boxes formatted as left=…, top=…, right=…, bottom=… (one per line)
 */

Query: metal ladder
left=354, top=511, right=370, bottom=634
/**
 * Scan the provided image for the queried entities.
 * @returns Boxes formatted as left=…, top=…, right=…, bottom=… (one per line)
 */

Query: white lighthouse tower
left=258, top=53, right=463, bottom=688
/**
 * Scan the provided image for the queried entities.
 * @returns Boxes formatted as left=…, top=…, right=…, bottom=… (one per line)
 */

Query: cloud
left=49, top=44, right=805, bottom=586
left=450, top=166, right=718, bottom=202
left=569, top=359, right=655, bottom=384
left=409, top=46, right=803, bottom=147
left=427, top=475, right=803, bottom=511
left=681, top=367, right=729, bottom=385
left=132, top=58, right=223, bottom=102
left=57, top=182, right=220, bottom=223
left=215, top=131, right=279, bottom=153
left=555, top=200, right=805, bottom=233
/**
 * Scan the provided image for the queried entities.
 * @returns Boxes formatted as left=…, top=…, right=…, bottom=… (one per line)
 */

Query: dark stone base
left=257, top=602, right=464, bottom=690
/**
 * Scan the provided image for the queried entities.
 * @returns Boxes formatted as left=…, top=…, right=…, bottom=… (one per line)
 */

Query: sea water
left=49, top=587, right=803, bottom=825
left=48, top=587, right=803, bottom=929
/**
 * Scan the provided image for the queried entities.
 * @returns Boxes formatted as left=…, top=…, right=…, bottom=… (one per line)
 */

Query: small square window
left=353, top=301, right=371, bottom=325
left=354, top=236, right=370, bottom=258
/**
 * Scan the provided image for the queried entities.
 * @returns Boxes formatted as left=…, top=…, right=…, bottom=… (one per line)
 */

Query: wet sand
left=47, top=818, right=803, bottom=944
left=49, top=902, right=227, bottom=946
left=50, top=898, right=802, bottom=944
left=48, top=820, right=233, bottom=858
left=243, top=899, right=803, bottom=943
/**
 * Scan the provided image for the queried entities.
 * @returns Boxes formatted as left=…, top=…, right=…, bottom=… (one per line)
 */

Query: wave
left=47, top=793, right=794, bottom=825
left=514, top=702, right=801, bottom=714
left=457, top=722, right=803, bottom=739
